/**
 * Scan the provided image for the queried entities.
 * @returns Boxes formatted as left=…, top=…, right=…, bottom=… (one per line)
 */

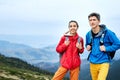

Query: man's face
left=89, top=16, right=100, bottom=29
left=69, top=22, right=78, bottom=35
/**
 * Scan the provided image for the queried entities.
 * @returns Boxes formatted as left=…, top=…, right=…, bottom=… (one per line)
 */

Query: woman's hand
left=76, top=42, right=82, bottom=50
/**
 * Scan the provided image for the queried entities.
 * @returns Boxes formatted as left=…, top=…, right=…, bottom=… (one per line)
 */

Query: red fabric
left=56, top=33, right=84, bottom=69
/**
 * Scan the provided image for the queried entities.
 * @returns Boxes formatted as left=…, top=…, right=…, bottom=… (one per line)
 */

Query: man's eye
left=73, top=25, right=76, bottom=27
left=93, top=19, right=96, bottom=21
left=70, top=25, right=72, bottom=27
left=89, top=19, right=92, bottom=21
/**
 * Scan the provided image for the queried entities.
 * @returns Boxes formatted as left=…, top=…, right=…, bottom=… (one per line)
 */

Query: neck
left=70, top=33, right=77, bottom=36
left=92, top=26, right=100, bottom=34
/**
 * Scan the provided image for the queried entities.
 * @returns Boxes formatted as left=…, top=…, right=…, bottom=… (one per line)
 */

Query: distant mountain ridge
left=0, top=40, right=59, bottom=64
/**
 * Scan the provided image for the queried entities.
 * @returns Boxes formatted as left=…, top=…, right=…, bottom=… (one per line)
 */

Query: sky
left=0, top=0, right=120, bottom=48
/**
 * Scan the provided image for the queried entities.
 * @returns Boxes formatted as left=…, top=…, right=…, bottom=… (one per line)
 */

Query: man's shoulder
left=86, top=31, right=91, bottom=37
left=86, top=30, right=90, bottom=34
left=105, top=29, right=115, bottom=35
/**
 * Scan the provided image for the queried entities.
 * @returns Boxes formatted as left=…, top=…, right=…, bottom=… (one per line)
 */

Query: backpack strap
left=59, top=36, right=69, bottom=60
left=65, top=36, right=69, bottom=41
left=100, top=31, right=115, bottom=60
left=99, top=31, right=113, bottom=60
left=77, top=36, right=81, bottom=43
left=100, top=31, right=105, bottom=45
left=59, top=36, right=81, bottom=59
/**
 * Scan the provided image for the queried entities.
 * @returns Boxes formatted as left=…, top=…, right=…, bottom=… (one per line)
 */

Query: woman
left=52, top=20, right=84, bottom=80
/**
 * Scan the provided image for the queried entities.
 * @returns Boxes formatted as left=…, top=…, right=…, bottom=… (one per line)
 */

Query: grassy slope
left=0, top=54, right=52, bottom=80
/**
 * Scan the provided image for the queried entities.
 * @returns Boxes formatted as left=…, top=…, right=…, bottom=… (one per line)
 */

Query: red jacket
left=56, top=33, right=84, bottom=69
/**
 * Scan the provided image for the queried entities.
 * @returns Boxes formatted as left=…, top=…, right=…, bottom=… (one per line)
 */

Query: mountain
left=0, top=53, right=53, bottom=80
left=34, top=61, right=59, bottom=73
left=0, top=40, right=58, bottom=64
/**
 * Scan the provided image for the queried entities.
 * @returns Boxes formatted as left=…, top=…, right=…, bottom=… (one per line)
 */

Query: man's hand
left=86, top=45, right=91, bottom=51
left=100, top=45, right=106, bottom=52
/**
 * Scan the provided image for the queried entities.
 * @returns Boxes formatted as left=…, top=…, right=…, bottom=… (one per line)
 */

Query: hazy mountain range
left=0, top=40, right=59, bottom=64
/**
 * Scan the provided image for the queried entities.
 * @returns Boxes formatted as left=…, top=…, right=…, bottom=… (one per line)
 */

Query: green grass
left=0, top=54, right=69, bottom=80
left=0, top=66, right=52, bottom=80
left=0, top=54, right=53, bottom=80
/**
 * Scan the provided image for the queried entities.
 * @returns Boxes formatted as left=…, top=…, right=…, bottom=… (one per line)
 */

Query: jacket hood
left=95, top=24, right=107, bottom=37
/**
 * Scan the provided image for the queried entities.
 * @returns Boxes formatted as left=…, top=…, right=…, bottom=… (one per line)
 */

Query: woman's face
left=69, top=22, right=78, bottom=35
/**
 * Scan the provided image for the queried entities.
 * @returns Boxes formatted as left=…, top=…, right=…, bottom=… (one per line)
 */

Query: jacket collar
left=91, top=24, right=107, bottom=37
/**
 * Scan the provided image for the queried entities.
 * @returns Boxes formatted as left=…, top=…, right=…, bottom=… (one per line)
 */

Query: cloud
left=0, top=0, right=120, bottom=36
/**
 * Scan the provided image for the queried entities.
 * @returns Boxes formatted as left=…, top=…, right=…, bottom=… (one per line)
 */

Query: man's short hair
left=88, top=12, right=100, bottom=21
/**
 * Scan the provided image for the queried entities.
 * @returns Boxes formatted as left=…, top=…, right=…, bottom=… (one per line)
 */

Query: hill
left=0, top=53, right=53, bottom=80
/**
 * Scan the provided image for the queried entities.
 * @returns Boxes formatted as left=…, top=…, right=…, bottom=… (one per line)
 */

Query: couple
left=52, top=12, right=120, bottom=80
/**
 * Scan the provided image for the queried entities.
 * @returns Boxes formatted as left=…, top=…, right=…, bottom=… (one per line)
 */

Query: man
left=86, top=12, right=120, bottom=80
